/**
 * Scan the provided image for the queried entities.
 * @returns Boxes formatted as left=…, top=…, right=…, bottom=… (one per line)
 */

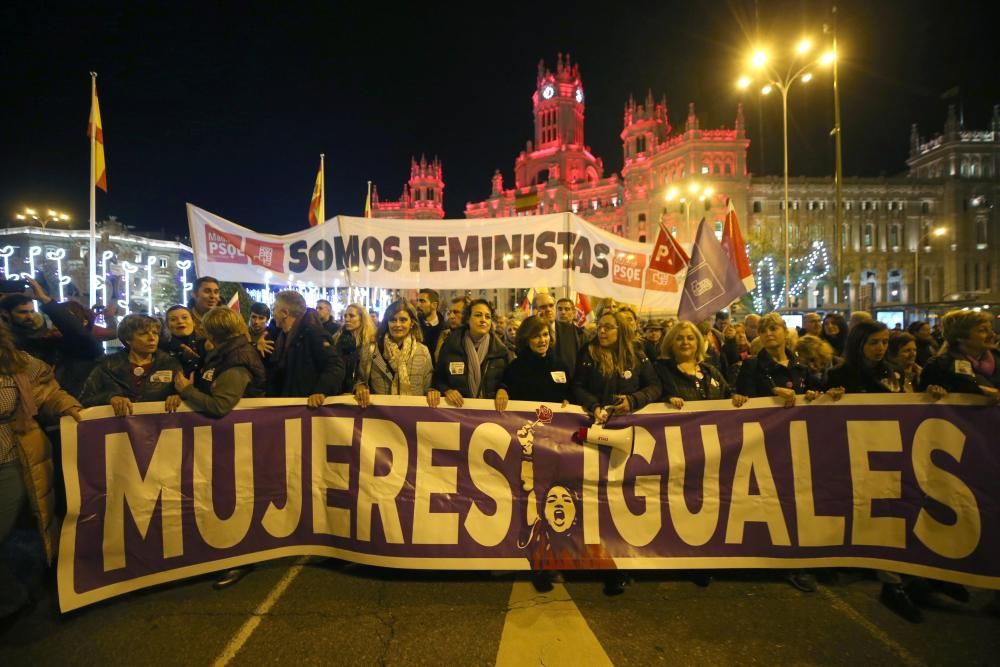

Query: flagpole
left=89, top=72, right=98, bottom=309
left=319, top=153, right=325, bottom=224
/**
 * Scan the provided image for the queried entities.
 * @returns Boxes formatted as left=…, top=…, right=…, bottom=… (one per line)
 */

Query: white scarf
left=383, top=336, right=414, bottom=395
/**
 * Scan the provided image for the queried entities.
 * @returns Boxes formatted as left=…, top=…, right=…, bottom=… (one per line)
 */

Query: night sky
left=3, top=0, right=999, bottom=241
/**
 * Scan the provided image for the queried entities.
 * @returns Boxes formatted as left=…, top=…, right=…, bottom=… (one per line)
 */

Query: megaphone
left=572, top=424, right=635, bottom=455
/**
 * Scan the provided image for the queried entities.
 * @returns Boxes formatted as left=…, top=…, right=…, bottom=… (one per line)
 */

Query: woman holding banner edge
left=354, top=300, right=434, bottom=407
left=429, top=299, right=513, bottom=411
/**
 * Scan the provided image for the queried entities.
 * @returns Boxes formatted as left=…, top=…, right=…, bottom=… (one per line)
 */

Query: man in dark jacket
left=416, top=289, right=445, bottom=354
left=533, top=292, right=585, bottom=380
left=316, top=299, right=341, bottom=336
left=267, top=290, right=345, bottom=405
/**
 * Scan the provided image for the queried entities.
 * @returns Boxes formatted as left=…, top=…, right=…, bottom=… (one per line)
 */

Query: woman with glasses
left=354, top=300, right=434, bottom=407
left=571, top=311, right=661, bottom=426
left=570, top=310, right=660, bottom=595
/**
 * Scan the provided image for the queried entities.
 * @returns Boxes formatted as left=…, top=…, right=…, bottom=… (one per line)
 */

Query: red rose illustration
left=535, top=405, right=553, bottom=423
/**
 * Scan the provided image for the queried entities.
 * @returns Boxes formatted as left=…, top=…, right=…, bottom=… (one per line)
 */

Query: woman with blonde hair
left=354, top=300, right=434, bottom=407
left=736, top=312, right=812, bottom=408
left=332, top=302, right=377, bottom=394
left=655, top=320, right=747, bottom=410
left=0, top=324, right=82, bottom=617
left=571, top=310, right=661, bottom=425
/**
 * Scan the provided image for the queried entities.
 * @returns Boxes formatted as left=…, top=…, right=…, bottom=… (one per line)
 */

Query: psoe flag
left=678, top=218, right=748, bottom=324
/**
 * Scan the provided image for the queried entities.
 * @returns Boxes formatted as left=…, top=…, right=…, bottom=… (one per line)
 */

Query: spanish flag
left=364, top=180, right=373, bottom=218
left=308, top=155, right=325, bottom=226
left=89, top=78, right=107, bottom=192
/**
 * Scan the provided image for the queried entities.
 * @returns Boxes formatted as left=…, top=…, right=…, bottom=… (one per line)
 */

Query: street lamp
left=665, top=183, right=714, bottom=242
left=738, top=41, right=835, bottom=309
left=15, top=207, right=71, bottom=228
left=914, top=226, right=947, bottom=303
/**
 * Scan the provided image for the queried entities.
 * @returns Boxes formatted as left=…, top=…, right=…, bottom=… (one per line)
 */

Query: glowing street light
left=914, top=226, right=948, bottom=303
left=14, top=207, right=72, bottom=229
left=665, top=181, right=716, bottom=241
left=737, top=37, right=834, bottom=309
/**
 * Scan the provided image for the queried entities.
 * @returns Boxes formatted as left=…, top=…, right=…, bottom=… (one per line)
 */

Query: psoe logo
left=205, top=225, right=247, bottom=264
left=611, top=251, right=646, bottom=288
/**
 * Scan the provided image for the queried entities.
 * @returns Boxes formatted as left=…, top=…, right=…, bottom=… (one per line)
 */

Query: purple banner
left=58, top=395, right=1000, bottom=611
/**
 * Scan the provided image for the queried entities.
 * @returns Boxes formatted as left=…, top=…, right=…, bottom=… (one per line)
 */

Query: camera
left=0, top=276, right=28, bottom=293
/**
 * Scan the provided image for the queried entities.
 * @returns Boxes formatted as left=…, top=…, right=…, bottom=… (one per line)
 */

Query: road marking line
left=818, top=587, right=926, bottom=667
left=496, top=580, right=613, bottom=667
left=212, top=558, right=308, bottom=667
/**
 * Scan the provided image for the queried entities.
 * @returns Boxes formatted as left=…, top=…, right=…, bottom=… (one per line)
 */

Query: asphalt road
left=2, top=529, right=998, bottom=667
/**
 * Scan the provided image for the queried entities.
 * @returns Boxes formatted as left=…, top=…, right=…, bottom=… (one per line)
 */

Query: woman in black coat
left=501, top=315, right=571, bottom=404
left=655, top=320, right=747, bottom=409
left=919, top=309, right=1000, bottom=402
left=736, top=313, right=815, bottom=407
left=430, top=299, right=513, bottom=409
left=821, top=312, right=848, bottom=359
left=571, top=310, right=661, bottom=425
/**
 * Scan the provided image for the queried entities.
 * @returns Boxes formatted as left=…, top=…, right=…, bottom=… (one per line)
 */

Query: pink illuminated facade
left=371, top=155, right=445, bottom=220
left=371, top=56, right=999, bottom=312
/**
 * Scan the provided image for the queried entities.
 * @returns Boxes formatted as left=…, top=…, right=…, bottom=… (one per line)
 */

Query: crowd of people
left=0, top=276, right=998, bottom=621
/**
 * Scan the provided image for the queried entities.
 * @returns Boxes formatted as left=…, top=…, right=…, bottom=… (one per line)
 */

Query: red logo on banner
left=611, top=251, right=646, bottom=288
left=645, top=268, right=680, bottom=292
left=244, top=238, right=285, bottom=271
left=205, top=225, right=247, bottom=264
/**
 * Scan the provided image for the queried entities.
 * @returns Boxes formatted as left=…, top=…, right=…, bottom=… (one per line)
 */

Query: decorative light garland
left=751, top=240, right=831, bottom=311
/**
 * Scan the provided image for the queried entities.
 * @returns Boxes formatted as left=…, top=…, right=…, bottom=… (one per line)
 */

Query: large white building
left=374, top=55, right=1000, bottom=317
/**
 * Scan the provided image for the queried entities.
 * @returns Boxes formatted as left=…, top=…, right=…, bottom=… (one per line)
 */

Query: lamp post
left=15, top=207, right=71, bottom=229
left=914, top=226, right=946, bottom=303
left=739, top=40, right=835, bottom=310
left=665, top=183, right=714, bottom=243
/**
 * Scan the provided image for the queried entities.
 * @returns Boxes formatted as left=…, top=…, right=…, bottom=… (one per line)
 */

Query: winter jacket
left=359, top=338, right=434, bottom=396
left=11, top=355, right=81, bottom=563
left=571, top=347, right=661, bottom=412
left=434, top=327, right=513, bottom=399
left=919, top=349, right=1000, bottom=395
left=735, top=348, right=815, bottom=398
left=501, top=350, right=571, bottom=403
left=826, top=360, right=903, bottom=394
left=79, top=349, right=182, bottom=407
left=655, top=358, right=734, bottom=402
left=266, top=309, right=345, bottom=398
left=181, top=336, right=266, bottom=417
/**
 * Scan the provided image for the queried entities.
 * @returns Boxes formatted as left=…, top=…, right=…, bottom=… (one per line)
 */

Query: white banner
left=187, top=204, right=684, bottom=310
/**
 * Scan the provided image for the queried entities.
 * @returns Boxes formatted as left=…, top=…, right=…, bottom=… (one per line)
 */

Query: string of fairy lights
left=751, top=241, right=831, bottom=312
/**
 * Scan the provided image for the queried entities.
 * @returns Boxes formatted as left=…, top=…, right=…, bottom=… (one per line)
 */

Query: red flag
left=649, top=226, right=690, bottom=273
left=519, top=287, right=535, bottom=316
left=227, top=291, right=240, bottom=312
left=308, top=158, right=324, bottom=227
left=721, top=199, right=755, bottom=291
left=574, top=292, right=592, bottom=327
left=89, top=80, right=108, bottom=192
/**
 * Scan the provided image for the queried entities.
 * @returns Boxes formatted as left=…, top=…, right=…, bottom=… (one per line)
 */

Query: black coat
left=736, top=349, right=814, bottom=398
left=434, top=327, right=513, bottom=399
left=267, top=310, right=345, bottom=397
left=827, top=361, right=903, bottom=393
left=919, top=350, right=1000, bottom=395
left=419, top=314, right=445, bottom=358
left=655, top=359, right=733, bottom=402
left=501, top=350, right=571, bottom=403
left=571, top=347, right=661, bottom=412
left=553, top=321, right=586, bottom=381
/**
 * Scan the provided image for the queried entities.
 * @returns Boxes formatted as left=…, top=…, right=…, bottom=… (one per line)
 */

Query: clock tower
left=515, top=53, right=602, bottom=189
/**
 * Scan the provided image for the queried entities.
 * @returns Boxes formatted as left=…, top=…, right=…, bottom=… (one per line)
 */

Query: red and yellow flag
left=89, top=80, right=107, bottom=192
left=364, top=181, right=373, bottom=218
left=308, top=158, right=324, bottom=226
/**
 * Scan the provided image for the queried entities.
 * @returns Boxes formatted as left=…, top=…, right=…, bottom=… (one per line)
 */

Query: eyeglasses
left=597, top=324, right=618, bottom=332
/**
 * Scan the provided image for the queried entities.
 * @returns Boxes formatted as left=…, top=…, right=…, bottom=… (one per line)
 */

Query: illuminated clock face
left=575, top=88, right=584, bottom=103
left=542, top=85, right=555, bottom=100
